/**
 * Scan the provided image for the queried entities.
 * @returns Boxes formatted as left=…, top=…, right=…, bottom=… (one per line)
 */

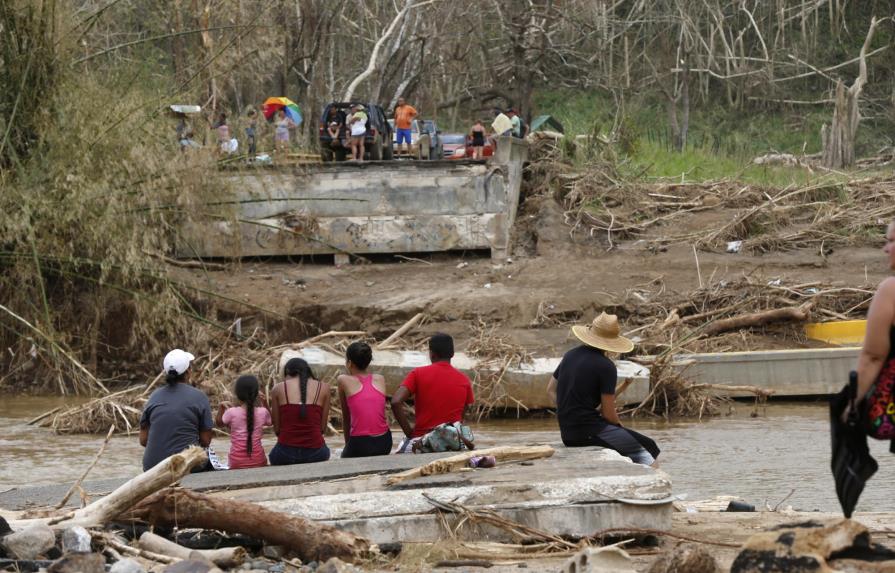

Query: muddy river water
left=2, top=397, right=894, bottom=513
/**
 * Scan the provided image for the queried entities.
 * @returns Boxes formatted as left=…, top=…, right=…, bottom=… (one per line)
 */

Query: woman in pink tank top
left=337, top=342, right=393, bottom=457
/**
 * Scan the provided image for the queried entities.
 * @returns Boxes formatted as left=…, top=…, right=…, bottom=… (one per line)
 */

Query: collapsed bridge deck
left=180, top=138, right=527, bottom=261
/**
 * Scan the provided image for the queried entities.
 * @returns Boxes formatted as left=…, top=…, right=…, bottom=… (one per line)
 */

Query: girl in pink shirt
left=216, top=375, right=272, bottom=469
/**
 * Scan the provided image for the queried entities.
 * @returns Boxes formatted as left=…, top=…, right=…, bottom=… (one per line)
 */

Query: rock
left=316, top=558, right=359, bottom=573
left=268, top=564, right=286, bottom=573
left=48, top=552, right=105, bottom=573
left=561, top=547, right=636, bottom=573
left=731, top=519, right=869, bottom=573
left=262, top=546, right=285, bottom=560
left=61, top=527, right=92, bottom=553
left=162, top=559, right=214, bottom=573
left=647, top=544, right=719, bottom=573
left=1, top=523, right=56, bottom=560
left=249, top=560, right=271, bottom=570
left=111, top=558, right=147, bottom=573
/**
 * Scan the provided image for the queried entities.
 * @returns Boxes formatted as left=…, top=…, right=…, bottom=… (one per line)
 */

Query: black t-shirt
left=553, top=345, right=617, bottom=432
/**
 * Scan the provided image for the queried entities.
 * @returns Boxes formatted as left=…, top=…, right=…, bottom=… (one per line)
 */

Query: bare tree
left=821, top=16, right=882, bottom=169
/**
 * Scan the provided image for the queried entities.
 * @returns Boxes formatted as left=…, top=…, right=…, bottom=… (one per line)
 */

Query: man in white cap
left=547, top=313, right=660, bottom=466
left=139, top=349, right=214, bottom=471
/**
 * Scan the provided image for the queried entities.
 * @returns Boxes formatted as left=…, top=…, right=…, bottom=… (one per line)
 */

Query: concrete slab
left=285, top=346, right=652, bottom=408
left=0, top=451, right=457, bottom=511
left=2, top=446, right=671, bottom=545
left=179, top=138, right=528, bottom=261
left=223, top=447, right=672, bottom=544
left=676, top=347, right=859, bottom=396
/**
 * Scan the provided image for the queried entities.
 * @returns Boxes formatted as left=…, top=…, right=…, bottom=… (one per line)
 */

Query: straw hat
left=571, top=312, right=634, bottom=354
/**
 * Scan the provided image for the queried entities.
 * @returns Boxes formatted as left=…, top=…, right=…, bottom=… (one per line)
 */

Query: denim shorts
left=269, top=443, right=330, bottom=465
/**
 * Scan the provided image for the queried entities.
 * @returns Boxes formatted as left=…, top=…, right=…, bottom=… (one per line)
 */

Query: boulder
left=110, top=558, right=148, bottom=573
left=647, top=544, right=719, bottom=573
left=61, top=527, right=92, bottom=553
left=1, top=523, right=56, bottom=560
left=48, top=552, right=105, bottom=573
left=731, top=519, right=868, bottom=573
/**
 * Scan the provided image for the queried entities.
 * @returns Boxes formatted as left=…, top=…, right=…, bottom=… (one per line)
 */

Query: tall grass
left=0, top=1, right=228, bottom=393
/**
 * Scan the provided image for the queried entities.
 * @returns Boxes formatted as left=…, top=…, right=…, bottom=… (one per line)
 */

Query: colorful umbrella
left=262, top=97, right=302, bottom=125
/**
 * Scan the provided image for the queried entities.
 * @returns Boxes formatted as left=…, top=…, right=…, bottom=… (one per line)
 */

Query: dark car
left=319, top=102, right=393, bottom=161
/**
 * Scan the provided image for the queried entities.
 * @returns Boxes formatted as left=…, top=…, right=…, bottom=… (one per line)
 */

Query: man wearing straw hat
left=547, top=313, right=660, bottom=466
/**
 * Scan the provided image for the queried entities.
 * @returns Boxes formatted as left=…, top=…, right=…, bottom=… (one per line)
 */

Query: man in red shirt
left=391, top=333, right=474, bottom=445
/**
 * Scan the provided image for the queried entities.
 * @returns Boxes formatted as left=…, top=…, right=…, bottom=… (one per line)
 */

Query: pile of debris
left=0, top=449, right=368, bottom=573
left=616, top=276, right=873, bottom=356
left=526, top=133, right=895, bottom=254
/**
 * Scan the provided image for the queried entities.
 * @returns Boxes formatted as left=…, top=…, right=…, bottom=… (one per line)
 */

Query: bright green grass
left=533, top=88, right=893, bottom=185
left=629, top=141, right=842, bottom=187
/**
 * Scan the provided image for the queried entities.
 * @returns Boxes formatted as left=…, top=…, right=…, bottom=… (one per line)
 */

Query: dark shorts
left=269, top=443, right=330, bottom=465
left=341, top=431, right=393, bottom=458
left=472, top=133, right=485, bottom=147
left=562, top=424, right=659, bottom=465
left=396, top=128, right=412, bottom=145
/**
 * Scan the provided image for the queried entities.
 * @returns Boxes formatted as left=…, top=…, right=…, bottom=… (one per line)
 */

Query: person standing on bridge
left=393, top=97, right=418, bottom=156
left=391, top=333, right=474, bottom=452
left=348, top=104, right=368, bottom=161
left=547, top=313, right=660, bottom=467
left=469, top=120, right=486, bottom=160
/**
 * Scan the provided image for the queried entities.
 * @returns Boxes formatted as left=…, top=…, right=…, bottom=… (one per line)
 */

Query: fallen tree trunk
left=125, top=488, right=369, bottom=563
left=138, top=532, right=246, bottom=568
left=700, top=303, right=812, bottom=338
left=11, top=447, right=207, bottom=529
left=387, top=445, right=555, bottom=486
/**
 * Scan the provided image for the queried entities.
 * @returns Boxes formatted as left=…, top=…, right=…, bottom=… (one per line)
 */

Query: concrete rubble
left=283, top=347, right=651, bottom=408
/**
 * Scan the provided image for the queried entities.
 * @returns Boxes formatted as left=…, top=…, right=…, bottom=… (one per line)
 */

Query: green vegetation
left=534, top=89, right=894, bottom=185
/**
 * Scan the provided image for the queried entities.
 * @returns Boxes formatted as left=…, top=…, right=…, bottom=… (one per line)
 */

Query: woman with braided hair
left=216, top=375, right=272, bottom=469
left=269, top=357, right=331, bottom=465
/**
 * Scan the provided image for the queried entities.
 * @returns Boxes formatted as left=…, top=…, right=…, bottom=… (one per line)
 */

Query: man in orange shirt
left=393, top=97, right=418, bottom=155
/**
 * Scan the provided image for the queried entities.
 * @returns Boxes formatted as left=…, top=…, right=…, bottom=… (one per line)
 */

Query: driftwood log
left=11, top=447, right=207, bottom=530
left=386, top=445, right=555, bottom=485
left=700, top=303, right=812, bottom=338
left=125, top=488, right=369, bottom=563
left=138, top=532, right=246, bottom=567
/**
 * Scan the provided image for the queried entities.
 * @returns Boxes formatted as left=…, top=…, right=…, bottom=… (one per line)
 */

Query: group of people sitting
left=139, top=333, right=475, bottom=471
left=140, top=317, right=660, bottom=472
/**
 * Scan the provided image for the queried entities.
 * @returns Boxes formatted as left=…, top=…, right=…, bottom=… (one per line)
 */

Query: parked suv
left=319, top=102, right=393, bottom=161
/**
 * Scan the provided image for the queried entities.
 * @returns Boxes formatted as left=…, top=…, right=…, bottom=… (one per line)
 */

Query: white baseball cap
left=163, top=349, right=195, bottom=375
